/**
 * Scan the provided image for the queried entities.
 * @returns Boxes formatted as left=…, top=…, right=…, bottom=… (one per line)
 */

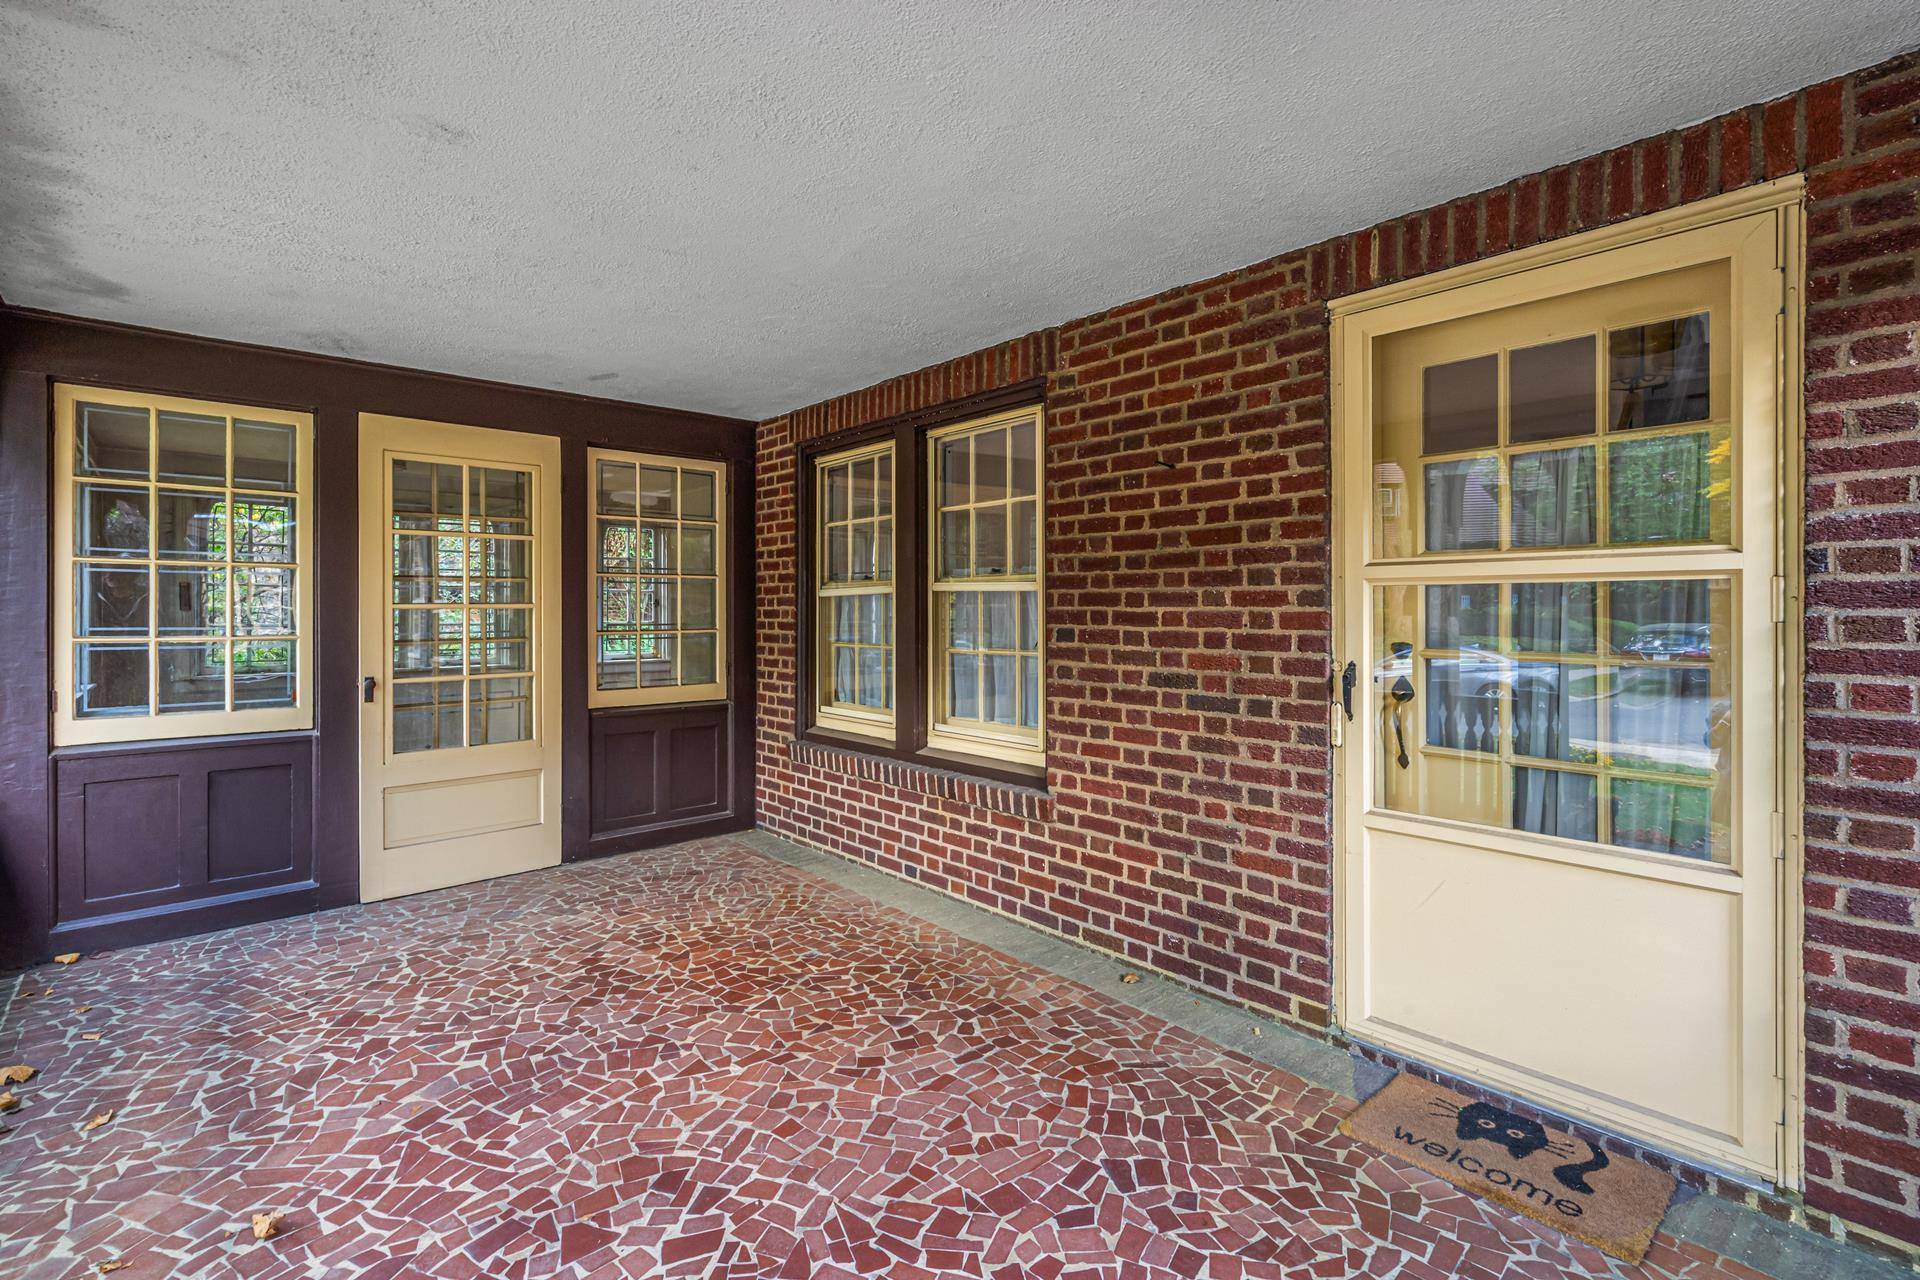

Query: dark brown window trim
left=794, top=382, right=1048, bottom=792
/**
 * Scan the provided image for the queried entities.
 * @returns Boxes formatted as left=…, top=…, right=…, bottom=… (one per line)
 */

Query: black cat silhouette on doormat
left=1427, top=1095, right=1612, bottom=1194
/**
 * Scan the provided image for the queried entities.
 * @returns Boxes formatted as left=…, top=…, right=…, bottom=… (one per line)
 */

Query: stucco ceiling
left=3, top=2, right=1917, bottom=420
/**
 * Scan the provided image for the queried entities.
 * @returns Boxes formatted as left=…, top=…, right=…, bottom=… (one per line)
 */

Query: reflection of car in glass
left=1618, top=623, right=1712, bottom=662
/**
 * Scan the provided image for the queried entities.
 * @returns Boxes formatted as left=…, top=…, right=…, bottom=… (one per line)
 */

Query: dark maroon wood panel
left=53, top=735, right=314, bottom=943
left=207, top=764, right=298, bottom=881
left=593, top=717, right=661, bottom=830
left=587, top=702, right=734, bottom=854
left=0, top=307, right=757, bottom=966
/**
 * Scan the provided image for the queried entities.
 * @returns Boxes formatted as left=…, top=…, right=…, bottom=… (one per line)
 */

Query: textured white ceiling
left=3, top=2, right=1917, bottom=419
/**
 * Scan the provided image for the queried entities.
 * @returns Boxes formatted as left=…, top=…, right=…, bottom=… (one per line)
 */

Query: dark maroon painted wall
left=0, top=308, right=757, bottom=967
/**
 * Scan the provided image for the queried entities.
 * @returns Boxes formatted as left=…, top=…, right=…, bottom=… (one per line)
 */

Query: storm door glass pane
left=1608, top=431, right=1725, bottom=545
left=1609, top=315, right=1709, bottom=430
left=1511, top=583, right=1596, bottom=654
left=1513, top=768, right=1599, bottom=841
left=1423, top=457, right=1500, bottom=552
left=1422, top=355, right=1497, bottom=454
left=1612, top=778, right=1714, bottom=859
left=1510, top=663, right=1599, bottom=763
left=1377, top=578, right=1731, bottom=864
left=1424, top=658, right=1500, bottom=754
left=1508, top=336, right=1595, bottom=444
left=1509, top=446, right=1595, bottom=548
left=1423, top=584, right=1496, bottom=650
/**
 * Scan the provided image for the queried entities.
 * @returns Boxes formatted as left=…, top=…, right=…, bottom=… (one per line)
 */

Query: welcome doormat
left=1338, top=1074, right=1678, bottom=1264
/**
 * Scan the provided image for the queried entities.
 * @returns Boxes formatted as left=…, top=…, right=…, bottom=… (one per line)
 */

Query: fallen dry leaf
left=98, top=1262, right=130, bottom=1275
left=1251, top=1027, right=1263, bottom=1038
left=54, top=953, right=80, bottom=965
left=80, top=1032, right=103, bottom=1042
left=81, top=1109, right=114, bottom=1132
left=251, top=1210, right=286, bottom=1241
left=76, top=1005, right=93, bottom=1014
left=1120, top=973, right=1141, bottom=984
left=0, top=1064, right=36, bottom=1085
left=0, top=1091, right=18, bottom=1113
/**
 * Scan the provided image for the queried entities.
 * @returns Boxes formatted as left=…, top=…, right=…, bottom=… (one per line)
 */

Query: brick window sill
left=788, top=734, right=1052, bottom=821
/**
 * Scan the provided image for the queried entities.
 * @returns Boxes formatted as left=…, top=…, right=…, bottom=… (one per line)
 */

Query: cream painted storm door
left=1332, top=182, right=1801, bottom=1179
left=358, top=415, right=562, bottom=901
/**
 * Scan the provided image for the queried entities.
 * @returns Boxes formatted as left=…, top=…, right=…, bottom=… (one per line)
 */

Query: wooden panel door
left=357, top=415, right=562, bottom=901
left=1332, top=185, right=1801, bottom=1179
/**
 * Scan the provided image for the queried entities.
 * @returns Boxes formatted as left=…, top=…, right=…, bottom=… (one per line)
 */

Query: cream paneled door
left=1331, top=182, right=1802, bottom=1179
left=358, top=415, right=562, bottom=901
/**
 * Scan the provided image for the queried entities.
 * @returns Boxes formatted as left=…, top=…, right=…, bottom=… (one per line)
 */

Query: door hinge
left=1771, top=576, right=1787, bottom=624
left=1772, top=810, right=1786, bottom=862
left=1775, top=1075, right=1788, bottom=1126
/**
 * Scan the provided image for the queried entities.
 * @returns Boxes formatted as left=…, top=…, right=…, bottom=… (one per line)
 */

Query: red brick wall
left=756, top=50, right=1920, bottom=1246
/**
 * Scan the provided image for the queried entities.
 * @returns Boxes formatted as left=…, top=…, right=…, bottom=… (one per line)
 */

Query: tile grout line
left=736, top=827, right=1912, bottom=1280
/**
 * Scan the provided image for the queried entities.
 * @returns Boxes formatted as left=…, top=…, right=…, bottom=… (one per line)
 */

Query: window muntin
left=927, top=408, right=1043, bottom=764
left=387, top=460, right=537, bottom=753
left=589, top=450, right=726, bottom=706
left=54, top=386, right=313, bottom=746
left=815, top=441, right=894, bottom=737
left=1371, top=263, right=1732, bottom=561
left=1374, top=576, right=1732, bottom=863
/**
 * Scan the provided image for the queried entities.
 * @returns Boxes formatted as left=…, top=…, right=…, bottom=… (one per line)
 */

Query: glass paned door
left=1333, top=191, right=1795, bottom=1181
left=358, top=415, right=561, bottom=903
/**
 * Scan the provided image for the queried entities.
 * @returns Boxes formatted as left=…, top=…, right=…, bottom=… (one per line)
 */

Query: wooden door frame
left=1327, top=176, right=1807, bottom=1187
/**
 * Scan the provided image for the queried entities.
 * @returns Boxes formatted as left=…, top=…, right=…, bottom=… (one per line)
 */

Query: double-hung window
left=53, top=384, right=314, bottom=746
left=926, top=410, right=1043, bottom=765
left=815, top=441, right=895, bottom=738
left=806, top=402, right=1045, bottom=774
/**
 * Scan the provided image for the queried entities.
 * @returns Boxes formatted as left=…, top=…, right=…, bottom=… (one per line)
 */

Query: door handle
left=362, top=675, right=377, bottom=704
left=1339, top=660, right=1357, bottom=721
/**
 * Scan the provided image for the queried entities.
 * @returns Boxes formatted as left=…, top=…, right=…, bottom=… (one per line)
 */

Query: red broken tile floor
left=0, top=837, right=1790, bottom=1278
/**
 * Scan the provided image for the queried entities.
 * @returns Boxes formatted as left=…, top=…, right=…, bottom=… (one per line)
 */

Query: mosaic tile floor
left=0, top=836, right=1788, bottom=1279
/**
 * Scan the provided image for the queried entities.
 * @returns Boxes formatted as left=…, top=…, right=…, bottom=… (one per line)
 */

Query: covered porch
left=0, top=835, right=1877, bottom=1279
